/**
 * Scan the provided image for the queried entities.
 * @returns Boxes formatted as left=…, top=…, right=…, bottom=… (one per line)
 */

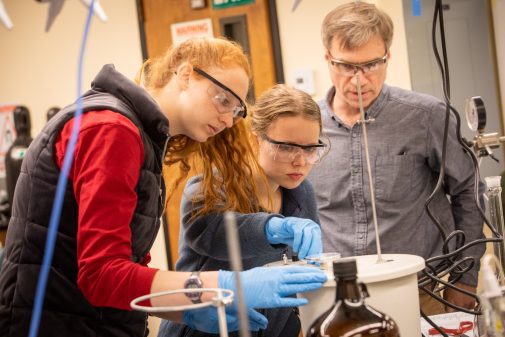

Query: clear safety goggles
left=193, top=67, right=247, bottom=123
left=328, top=51, right=388, bottom=76
left=262, top=134, right=329, bottom=165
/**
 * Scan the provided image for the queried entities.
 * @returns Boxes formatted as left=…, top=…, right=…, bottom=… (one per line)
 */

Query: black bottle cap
left=47, top=106, right=61, bottom=121
left=333, top=258, right=357, bottom=278
left=13, top=105, right=31, bottom=134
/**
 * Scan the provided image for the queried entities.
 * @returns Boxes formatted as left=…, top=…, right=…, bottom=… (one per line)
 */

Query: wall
left=0, top=0, right=143, bottom=135
left=492, top=0, right=505, bottom=132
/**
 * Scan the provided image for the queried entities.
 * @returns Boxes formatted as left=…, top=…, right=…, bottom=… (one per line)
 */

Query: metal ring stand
left=130, top=288, right=234, bottom=337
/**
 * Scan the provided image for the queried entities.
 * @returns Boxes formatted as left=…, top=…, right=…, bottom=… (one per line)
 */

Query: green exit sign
left=212, top=0, right=255, bottom=9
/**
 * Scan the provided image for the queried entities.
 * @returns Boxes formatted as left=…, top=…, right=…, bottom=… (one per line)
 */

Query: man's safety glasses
left=328, top=51, right=388, bottom=76
left=193, top=67, right=247, bottom=123
left=262, top=135, right=329, bottom=165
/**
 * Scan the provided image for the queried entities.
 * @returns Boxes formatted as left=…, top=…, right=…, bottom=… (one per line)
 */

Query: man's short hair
left=321, top=2, right=394, bottom=51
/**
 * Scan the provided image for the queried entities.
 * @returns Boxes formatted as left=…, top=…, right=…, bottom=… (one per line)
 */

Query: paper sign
left=171, top=18, right=213, bottom=46
left=421, top=311, right=477, bottom=337
left=0, top=104, right=17, bottom=179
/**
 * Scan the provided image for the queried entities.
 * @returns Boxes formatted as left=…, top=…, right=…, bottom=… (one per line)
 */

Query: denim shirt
left=307, top=84, right=485, bottom=285
left=158, top=175, right=320, bottom=337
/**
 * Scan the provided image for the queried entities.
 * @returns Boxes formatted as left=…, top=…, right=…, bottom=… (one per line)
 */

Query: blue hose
left=28, top=2, right=95, bottom=336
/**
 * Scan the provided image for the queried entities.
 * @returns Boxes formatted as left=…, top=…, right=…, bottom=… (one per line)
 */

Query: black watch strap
left=184, top=271, right=203, bottom=304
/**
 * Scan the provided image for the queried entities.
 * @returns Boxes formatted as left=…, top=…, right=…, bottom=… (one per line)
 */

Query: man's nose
left=350, top=69, right=366, bottom=85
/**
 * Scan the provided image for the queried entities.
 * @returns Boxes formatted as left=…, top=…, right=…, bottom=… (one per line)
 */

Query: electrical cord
left=419, top=0, right=503, bottom=335
left=28, top=2, right=95, bottom=336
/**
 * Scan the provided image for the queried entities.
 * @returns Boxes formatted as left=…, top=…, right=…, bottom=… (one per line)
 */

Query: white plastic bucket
left=298, top=254, right=425, bottom=337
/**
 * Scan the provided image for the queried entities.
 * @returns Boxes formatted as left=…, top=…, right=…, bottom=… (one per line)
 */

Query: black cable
left=418, top=0, right=503, bottom=333
left=423, top=0, right=451, bottom=245
left=421, top=308, right=449, bottom=337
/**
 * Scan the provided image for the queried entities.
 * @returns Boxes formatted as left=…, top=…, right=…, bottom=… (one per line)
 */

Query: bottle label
left=10, top=147, right=28, bottom=159
left=343, top=298, right=364, bottom=307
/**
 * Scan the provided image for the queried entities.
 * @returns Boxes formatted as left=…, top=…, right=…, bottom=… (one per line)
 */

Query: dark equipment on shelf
left=5, top=105, right=33, bottom=212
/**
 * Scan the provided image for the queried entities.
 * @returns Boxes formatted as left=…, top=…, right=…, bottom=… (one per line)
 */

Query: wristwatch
left=184, top=271, right=203, bottom=304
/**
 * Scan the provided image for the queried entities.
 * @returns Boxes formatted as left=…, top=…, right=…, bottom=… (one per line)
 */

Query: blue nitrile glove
left=218, top=266, right=327, bottom=309
left=182, top=305, right=267, bottom=333
left=265, top=216, right=322, bottom=259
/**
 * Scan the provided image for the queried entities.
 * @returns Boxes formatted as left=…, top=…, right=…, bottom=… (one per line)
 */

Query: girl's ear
left=175, top=62, right=193, bottom=90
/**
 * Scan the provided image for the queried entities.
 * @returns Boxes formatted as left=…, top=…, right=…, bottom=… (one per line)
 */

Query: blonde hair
left=321, top=2, right=393, bottom=51
left=137, top=37, right=261, bottom=214
left=250, top=84, right=322, bottom=137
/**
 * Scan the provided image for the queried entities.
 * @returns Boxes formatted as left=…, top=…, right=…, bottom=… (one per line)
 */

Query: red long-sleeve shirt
left=55, top=110, right=158, bottom=310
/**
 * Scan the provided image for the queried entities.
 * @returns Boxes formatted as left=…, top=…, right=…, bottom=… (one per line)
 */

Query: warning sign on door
left=171, top=18, right=214, bottom=46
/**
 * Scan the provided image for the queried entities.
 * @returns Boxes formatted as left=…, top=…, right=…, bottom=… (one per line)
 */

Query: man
left=307, top=1, right=485, bottom=314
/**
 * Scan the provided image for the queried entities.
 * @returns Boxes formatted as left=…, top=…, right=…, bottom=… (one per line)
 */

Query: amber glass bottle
left=306, top=259, right=400, bottom=337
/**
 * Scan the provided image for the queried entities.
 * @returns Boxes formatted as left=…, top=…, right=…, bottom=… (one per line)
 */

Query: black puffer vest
left=0, top=65, right=169, bottom=337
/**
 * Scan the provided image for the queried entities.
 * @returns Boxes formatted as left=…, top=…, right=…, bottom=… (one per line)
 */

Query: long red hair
left=137, top=36, right=262, bottom=215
